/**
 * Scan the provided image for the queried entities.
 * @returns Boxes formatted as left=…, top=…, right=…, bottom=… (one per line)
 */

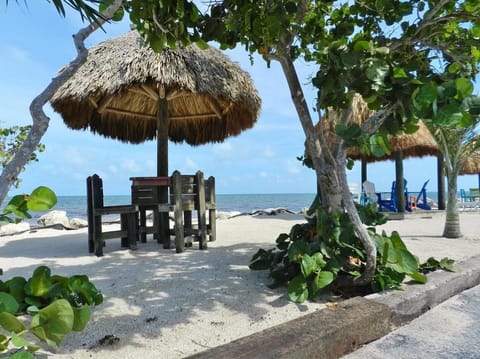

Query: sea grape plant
left=250, top=200, right=456, bottom=303
left=0, top=186, right=57, bottom=224
left=0, top=125, right=45, bottom=189
left=0, top=266, right=103, bottom=357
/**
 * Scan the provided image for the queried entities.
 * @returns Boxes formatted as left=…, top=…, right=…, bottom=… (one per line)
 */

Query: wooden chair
left=205, top=175, right=217, bottom=242
left=130, top=171, right=217, bottom=253
left=170, top=170, right=217, bottom=252
left=130, top=176, right=170, bottom=243
left=86, top=174, right=138, bottom=257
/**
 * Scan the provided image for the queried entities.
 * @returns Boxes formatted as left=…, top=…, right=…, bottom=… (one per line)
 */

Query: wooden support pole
left=437, top=155, right=446, bottom=210
left=395, top=150, right=405, bottom=213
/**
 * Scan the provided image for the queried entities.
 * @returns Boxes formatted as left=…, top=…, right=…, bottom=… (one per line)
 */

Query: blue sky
left=0, top=2, right=478, bottom=196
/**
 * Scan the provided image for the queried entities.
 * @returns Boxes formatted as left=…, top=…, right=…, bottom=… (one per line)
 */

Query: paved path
left=343, top=284, right=480, bottom=358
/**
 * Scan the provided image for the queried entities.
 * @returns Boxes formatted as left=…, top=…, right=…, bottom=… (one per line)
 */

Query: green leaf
left=301, top=254, right=317, bottom=277
left=454, top=78, right=474, bottom=99
left=3, top=195, right=29, bottom=218
left=287, top=276, right=309, bottom=303
left=439, top=257, right=458, bottom=272
left=312, top=271, right=335, bottom=295
left=312, top=252, right=327, bottom=268
left=370, top=134, right=390, bottom=157
left=434, top=104, right=465, bottom=126
left=27, top=187, right=57, bottom=211
left=30, top=299, right=74, bottom=346
left=415, top=83, right=437, bottom=106
left=0, top=292, right=19, bottom=314
left=72, top=306, right=91, bottom=331
left=8, top=349, right=37, bottom=359
left=408, top=271, right=427, bottom=284
left=28, top=266, right=51, bottom=297
left=288, top=240, right=310, bottom=263
left=6, top=276, right=27, bottom=304
left=0, top=311, right=25, bottom=333
left=389, top=249, right=419, bottom=274
left=365, top=59, right=389, bottom=85
left=393, top=67, right=409, bottom=78
left=353, top=40, right=370, bottom=52
left=389, top=231, right=407, bottom=250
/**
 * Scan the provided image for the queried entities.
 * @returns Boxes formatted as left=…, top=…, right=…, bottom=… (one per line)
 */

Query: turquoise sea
left=27, top=191, right=440, bottom=224
left=30, top=193, right=318, bottom=223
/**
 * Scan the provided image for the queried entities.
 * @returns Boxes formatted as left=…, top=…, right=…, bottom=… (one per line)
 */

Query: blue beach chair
left=412, top=180, right=431, bottom=210
left=377, top=179, right=411, bottom=212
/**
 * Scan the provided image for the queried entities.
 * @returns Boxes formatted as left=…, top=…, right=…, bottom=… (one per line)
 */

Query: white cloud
left=286, top=160, right=301, bottom=174
left=108, top=164, right=118, bottom=174
left=121, top=159, right=140, bottom=172
left=263, top=145, right=275, bottom=158
left=184, top=157, right=198, bottom=171
left=259, top=171, right=268, bottom=178
left=62, top=147, right=87, bottom=166
left=145, top=159, right=156, bottom=171
left=4, top=45, right=30, bottom=63
left=212, top=142, right=234, bottom=157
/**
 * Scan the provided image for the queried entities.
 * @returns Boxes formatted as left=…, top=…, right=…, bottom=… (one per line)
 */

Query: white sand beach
left=1, top=211, right=480, bottom=358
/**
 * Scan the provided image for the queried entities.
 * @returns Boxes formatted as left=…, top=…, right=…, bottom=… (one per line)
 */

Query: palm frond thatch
left=346, top=120, right=440, bottom=162
left=50, top=31, right=261, bottom=145
left=460, top=152, right=480, bottom=175
left=312, top=94, right=440, bottom=162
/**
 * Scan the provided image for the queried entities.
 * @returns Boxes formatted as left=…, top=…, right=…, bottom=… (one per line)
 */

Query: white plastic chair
left=362, top=181, right=378, bottom=206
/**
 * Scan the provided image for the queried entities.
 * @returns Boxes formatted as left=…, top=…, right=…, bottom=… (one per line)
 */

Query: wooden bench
left=87, top=174, right=138, bottom=257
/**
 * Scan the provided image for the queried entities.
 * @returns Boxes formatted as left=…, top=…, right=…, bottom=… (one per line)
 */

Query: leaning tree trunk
left=0, top=0, right=124, bottom=205
left=276, top=54, right=377, bottom=283
left=443, top=171, right=462, bottom=238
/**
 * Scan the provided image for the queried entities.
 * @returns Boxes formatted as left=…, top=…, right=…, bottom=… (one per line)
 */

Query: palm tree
left=426, top=96, right=480, bottom=238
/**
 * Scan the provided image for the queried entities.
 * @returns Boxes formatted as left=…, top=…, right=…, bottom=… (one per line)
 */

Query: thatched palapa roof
left=50, top=31, right=261, bottom=146
left=346, top=121, right=440, bottom=162
left=460, top=151, right=480, bottom=175
left=311, top=94, right=440, bottom=162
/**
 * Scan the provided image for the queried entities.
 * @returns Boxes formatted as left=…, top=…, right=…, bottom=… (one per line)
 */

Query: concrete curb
left=370, top=253, right=480, bottom=326
left=186, top=254, right=480, bottom=359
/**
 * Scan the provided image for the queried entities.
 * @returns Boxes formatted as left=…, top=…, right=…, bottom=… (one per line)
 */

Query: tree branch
left=0, top=0, right=124, bottom=204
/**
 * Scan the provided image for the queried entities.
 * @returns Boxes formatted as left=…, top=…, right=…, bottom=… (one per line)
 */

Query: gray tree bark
left=276, top=53, right=377, bottom=285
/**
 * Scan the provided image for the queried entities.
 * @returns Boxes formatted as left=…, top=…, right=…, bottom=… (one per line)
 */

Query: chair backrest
left=171, top=170, right=205, bottom=211
left=460, top=189, right=468, bottom=202
left=470, top=188, right=480, bottom=199
left=87, top=174, right=104, bottom=209
left=362, top=180, right=377, bottom=204
left=205, top=176, right=216, bottom=207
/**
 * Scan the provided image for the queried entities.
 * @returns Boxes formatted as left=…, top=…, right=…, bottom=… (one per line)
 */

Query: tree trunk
left=277, top=54, right=376, bottom=283
left=443, top=171, right=462, bottom=238
left=335, top=145, right=377, bottom=284
left=0, top=0, right=124, bottom=205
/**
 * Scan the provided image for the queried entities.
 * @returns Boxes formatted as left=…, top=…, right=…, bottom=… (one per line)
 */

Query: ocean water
left=30, top=193, right=317, bottom=223
left=27, top=191, right=440, bottom=225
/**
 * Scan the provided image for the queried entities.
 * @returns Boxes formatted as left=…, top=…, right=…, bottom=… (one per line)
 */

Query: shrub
left=0, top=266, right=103, bottom=357
left=250, top=200, right=456, bottom=303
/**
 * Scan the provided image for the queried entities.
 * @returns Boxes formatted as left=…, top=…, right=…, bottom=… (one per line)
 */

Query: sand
left=1, top=210, right=480, bottom=358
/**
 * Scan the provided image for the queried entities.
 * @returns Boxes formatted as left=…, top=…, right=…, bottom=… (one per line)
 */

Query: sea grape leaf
left=30, top=299, right=74, bottom=346
left=288, top=275, right=309, bottom=303
left=0, top=311, right=25, bottom=333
